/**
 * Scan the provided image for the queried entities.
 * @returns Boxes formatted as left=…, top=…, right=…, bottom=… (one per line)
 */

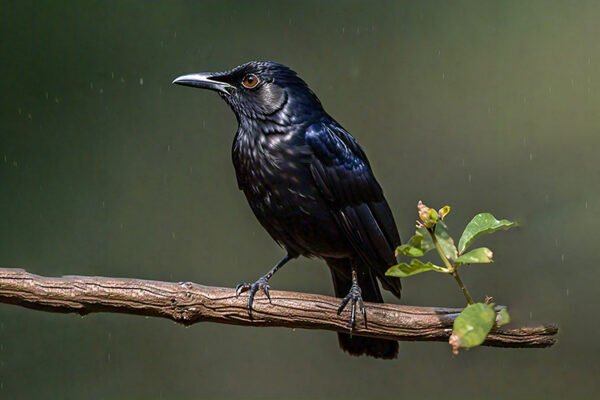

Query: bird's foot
left=336, top=270, right=367, bottom=334
left=235, top=275, right=272, bottom=319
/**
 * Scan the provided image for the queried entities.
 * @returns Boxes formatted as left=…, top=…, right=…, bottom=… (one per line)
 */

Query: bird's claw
left=235, top=276, right=271, bottom=319
left=336, top=277, right=367, bottom=334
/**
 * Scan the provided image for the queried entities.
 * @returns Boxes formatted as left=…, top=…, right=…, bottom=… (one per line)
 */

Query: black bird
left=173, top=61, right=402, bottom=359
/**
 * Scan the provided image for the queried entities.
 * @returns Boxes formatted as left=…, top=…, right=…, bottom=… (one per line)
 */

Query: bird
left=173, top=61, right=402, bottom=359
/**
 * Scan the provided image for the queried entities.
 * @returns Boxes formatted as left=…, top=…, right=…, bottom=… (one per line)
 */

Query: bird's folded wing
left=305, top=122, right=401, bottom=297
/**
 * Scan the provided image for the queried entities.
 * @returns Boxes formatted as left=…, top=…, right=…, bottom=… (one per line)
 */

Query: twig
left=427, top=226, right=474, bottom=305
left=0, top=267, right=558, bottom=348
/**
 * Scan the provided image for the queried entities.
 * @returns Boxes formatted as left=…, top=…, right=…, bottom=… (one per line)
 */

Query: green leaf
left=397, top=226, right=457, bottom=260
left=396, top=230, right=434, bottom=257
left=449, top=303, right=496, bottom=354
left=396, top=223, right=458, bottom=261
left=457, top=213, right=517, bottom=254
left=432, top=226, right=458, bottom=260
left=454, top=247, right=494, bottom=264
left=497, top=308, right=511, bottom=326
left=385, top=259, right=448, bottom=278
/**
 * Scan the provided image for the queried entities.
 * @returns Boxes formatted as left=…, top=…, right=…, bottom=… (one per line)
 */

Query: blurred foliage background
left=1, top=1, right=598, bottom=398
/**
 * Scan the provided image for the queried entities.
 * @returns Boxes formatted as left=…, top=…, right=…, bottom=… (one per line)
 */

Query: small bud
left=438, top=205, right=451, bottom=220
left=449, top=333, right=460, bottom=355
left=417, top=201, right=438, bottom=229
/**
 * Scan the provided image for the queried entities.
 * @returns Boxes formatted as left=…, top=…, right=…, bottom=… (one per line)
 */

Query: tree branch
left=0, top=267, right=557, bottom=348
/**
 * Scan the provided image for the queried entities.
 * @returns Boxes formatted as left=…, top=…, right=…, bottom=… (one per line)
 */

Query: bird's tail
left=328, top=259, right=399, bottom=359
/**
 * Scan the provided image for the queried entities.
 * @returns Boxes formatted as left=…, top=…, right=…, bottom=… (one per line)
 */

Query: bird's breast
left=233, top=129, right=314, bottom=207
left=231, top=127, right=350, bottom=257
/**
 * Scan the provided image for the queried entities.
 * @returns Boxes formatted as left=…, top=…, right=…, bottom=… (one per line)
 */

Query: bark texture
left=0, top=268, right=558, bottom=348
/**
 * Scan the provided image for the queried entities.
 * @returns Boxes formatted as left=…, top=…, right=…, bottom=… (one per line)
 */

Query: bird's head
left=173, top=61, right=323, bottom=124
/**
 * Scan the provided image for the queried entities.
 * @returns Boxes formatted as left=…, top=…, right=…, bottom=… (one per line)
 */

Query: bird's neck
left=238, top=118, right=290, bottom=136
left=237, top=109, right=325, bottom=136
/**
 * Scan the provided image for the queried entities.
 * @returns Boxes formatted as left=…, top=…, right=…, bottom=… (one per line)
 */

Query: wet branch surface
left=0, top=268, right=558, bottom=348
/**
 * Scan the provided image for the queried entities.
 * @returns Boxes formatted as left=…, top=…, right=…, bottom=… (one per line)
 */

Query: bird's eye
left=242, top=74, right=259, bottom=88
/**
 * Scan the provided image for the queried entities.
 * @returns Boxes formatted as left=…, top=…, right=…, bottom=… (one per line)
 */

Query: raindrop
left=99, top=88, right=104, bottom=94
left=529, top=311, right=533, bottom=319
left=529, top=153, right=533, bottom=161
left=442, top=72, right=445, bottom=80
left=45, top=92, right=49, bottom=99
left=561, top=254, right=565, bottom=262
left=13, top=161, right=18, bottom=167
left=90, top=82, right=94, bottom=89
left=468, top=174, right=472, bottom=182
left=566, top=288, right=570, bottom=296
left=342, top=27, right=345, bottom=34
left=54, top=97, right=59, bottom=103
left=172, top=232, right=176, bottom=239
left=585, top=201, right=588, bottom=209
left=120, top=77, right=125, bottom=83
left=27, top=113, right=32, bottom=119
left=167, top=145, right=171, bottom=152
left=139, top=77, right=144, bottom=85
left=111, top=72, right=115, bottom=79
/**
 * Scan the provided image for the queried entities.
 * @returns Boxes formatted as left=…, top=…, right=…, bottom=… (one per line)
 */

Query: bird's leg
left=235, top=254, right=292, bottom=319
left=336, top=269, right=367, bottom=334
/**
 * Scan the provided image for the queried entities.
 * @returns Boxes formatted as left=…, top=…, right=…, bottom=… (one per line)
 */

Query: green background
left=1, top=1, right=598, bottom=398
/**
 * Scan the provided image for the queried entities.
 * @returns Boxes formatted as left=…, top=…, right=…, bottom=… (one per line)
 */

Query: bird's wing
left=305, top=121, right=401, bottom=297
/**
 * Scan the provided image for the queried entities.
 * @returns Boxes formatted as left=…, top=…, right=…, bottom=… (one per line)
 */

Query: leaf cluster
left=386, top=202, right=517, bottom=353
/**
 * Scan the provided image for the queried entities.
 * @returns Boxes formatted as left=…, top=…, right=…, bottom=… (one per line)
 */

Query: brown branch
left=0, top=267, right=557, bottom=348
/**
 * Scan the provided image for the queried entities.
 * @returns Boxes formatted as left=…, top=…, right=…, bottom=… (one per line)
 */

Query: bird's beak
left=172, top=72, right=234, bottom=95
